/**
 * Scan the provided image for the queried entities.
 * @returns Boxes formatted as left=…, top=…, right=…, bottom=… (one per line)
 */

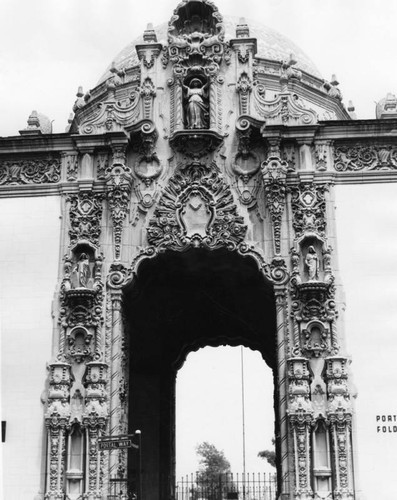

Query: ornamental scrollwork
left=334, top=143, right=397, bottom=171
left=290, top=183, right=328, bottom=239
left=166, top=0, right=226, bottom=77
left=261, top=155, right=288, bottom=254
left=77, top=91, right=140, bottom=135
left=0, top=157, right=61, bottom=185
left=68, top=192, right=104, bottom=246
left=147, top=162, right=247, bottom=251
left=236, top=73, right=252, bottom=115
left=253, top=84, right=318, bottom=126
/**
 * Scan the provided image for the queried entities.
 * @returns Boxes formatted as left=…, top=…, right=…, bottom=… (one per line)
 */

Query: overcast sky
left=1, top=0, right=397, bottom=136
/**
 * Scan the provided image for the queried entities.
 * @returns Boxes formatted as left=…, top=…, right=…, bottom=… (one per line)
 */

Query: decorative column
left=82, top=361, right=108, bottom=500
left=44, top=361, right=72, bottom=500
left=267, top=259, right=290, bottom=499
left=325, top=357, right=355, bottom=500
left=287, top=357, right=314, bottom=500
left=106, top=264, right=129, bottom=481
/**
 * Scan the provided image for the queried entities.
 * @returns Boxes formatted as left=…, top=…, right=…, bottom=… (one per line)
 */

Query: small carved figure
left=183, top=78, right=209, bottom=129
left=74, top=253, right=90, bottom=288
left=305, top=246, right=319, bottom=281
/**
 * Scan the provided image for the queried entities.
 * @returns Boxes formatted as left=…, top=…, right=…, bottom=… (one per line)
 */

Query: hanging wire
left=240, top=346, right=246, bottom=500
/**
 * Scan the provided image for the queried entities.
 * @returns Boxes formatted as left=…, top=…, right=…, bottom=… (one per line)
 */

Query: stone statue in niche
left=72, top=253, right=90, bottom=288
left=305, top=245, right=319, bottom=281
left=183, top=78, right=209, bottom=129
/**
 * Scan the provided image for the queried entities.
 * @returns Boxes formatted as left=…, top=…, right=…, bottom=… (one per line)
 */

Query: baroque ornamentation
left=325, top=357, right=354, bottom=500
left=282, top=143, right=296, bottom=172
left=0, top=157, right=61, bottom=185
left=64, top=153, right=79, bottom=181
left=261, top=154, right=288, bottom=254
left=253, top=84, right=318, bottom=126
left=333, top=143, right=397, bottom=171
left=106, top=145, right=132, bottom=261
left=166, top=0, right=226, bottom=77
left=236, top=73, right=252, bottom=115
left=287, top=358, right=313, bottom=499
left=96, top=152, right=109, bottom=180
left=68, top=192, right=104, bottom=246
left=290, top=183, right=328, bottom=239
left=147, top=162, right=247, bottom=251
left=140, top=77, right=156, bottom=119
left=44, top=361, right=72, bottom=500
left=77, top=91, right=140, bottom=134
left=314, top=141, right=330, bottom=171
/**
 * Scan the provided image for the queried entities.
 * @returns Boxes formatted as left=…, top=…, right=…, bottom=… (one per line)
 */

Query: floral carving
left=68, top=192, right=104, bottom=246
left=261, top=155, right=288, bottom=254
left=290, top=183, right=328, bottom=238
left=0, top=157, right=61, bottom=185
left=106, top=145, right=132, bottom=261
left=147, top=162, right=247, bottom=251
left=334, top=143, right=397, bottom=171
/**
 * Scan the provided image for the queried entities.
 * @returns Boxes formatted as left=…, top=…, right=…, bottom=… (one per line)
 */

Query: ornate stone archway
left=42, top=2, right=357, bottom=500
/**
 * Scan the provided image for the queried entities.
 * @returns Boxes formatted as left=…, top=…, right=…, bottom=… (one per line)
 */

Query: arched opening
left=123, top=248, right=278, bottom=500
left=175, top=346, right=277, bottom=498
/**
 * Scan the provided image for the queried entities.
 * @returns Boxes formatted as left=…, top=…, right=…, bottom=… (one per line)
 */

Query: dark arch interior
left=123, top=248, right=277, bottom=500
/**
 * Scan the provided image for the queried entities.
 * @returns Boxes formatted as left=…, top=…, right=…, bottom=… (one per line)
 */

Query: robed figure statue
left=183, top=78, right=209, bottom=129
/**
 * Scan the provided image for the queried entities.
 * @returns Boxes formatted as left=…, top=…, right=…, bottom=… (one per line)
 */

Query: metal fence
left=175, top=473, right=277, bottom=500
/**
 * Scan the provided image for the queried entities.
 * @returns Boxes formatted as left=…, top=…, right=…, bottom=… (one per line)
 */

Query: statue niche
left=183, top=77, right=209, bottom=129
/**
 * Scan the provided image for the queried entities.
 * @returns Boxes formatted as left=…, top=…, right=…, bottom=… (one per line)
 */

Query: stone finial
left=20, top=110, right=52, bottom=135
left=27, top=110, right=40, bottom=129
left=236, top=17, right=250, bottom=38
left=287, top=52, right=297, bottom=67
left=73, top=86, right=86, bottom=111
left=324, top=75, right=342, bottom=101
left=330, top=74, right=339, bottom=86
left=376, top=92, right=397, bottom=119
left=347, top=100, right=357, bottom=119
left=143, top=22, right=157, bottom=42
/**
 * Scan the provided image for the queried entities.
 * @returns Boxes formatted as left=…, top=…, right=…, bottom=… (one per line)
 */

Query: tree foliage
left=196, top=441, right=231, bottom=482
left=257, top=438, right=276, bottom=468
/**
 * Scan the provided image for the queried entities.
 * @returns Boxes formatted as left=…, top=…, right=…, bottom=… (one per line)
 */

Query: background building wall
left=335, top=183, right=397, bottom=500
left=0, top=196, right=61, bottom=500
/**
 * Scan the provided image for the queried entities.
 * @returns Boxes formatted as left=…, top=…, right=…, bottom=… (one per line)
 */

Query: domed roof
left=98, top=16, right=321, bottom=84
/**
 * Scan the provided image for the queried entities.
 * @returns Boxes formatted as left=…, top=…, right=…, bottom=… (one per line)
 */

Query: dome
left=98, top=16, right=321, bottom=84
